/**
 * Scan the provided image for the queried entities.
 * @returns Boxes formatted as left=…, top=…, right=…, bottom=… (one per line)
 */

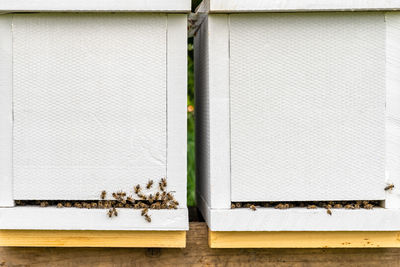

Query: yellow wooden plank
left=208, top=229, right=400, bottom=248
left=0, top=230, right=186, bottom=248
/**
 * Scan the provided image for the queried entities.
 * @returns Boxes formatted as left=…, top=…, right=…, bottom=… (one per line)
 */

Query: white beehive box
left=0, top=0, right=189, bottom=231
left=195, top=0, right=400, bottom=231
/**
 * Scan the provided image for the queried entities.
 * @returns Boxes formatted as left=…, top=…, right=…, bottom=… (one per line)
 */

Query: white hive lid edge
left=199, top=0, right=400, bottom=12
left=0, top=0, right=191, bottom=12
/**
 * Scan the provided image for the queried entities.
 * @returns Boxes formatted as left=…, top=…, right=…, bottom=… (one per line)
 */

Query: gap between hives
left=15, top=177, right=179, bottom=223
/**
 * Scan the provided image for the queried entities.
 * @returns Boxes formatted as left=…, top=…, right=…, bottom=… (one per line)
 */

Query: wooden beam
left=2, top=223, right=400, bottom=266
left=208, top=229, right=400, bottom=248
left=0, top=230, right=186, bottom=248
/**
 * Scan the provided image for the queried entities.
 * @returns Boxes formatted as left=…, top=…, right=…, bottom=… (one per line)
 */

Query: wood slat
left=1, top=223, right=400, bottom=266
left=0, top=230, right=186, bottom=248
left=209, top=230, right=400, bottom=248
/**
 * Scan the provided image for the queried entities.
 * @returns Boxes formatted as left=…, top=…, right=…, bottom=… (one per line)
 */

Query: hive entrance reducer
left=0, top=3, right=188, bottom=234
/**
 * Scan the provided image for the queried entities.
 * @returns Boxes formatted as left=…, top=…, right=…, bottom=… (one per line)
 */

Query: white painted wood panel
left=0, top=0, right=191, bottom=12
left=167, top=14, right=187, bottom=207
left=385, top=12, right=400, bottom=208
left=0, top=207, right=188, bottom=230
left=208, top=15, right=231, bottom=209
left=229, top=13, right=386, bottom=202
left=0, top=15, right=13, bottom=207
left=205, top=0, right=400, bottom=12
left=12, top=13, right=167, bottom=200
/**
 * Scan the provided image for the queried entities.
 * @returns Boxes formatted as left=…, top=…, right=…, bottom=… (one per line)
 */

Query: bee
left=159, top=183, right=165, bottom=192
left=112, top=192, right=118, bottom=199
left=167, top=192, right=174, bottom=201
left=231, top=203, right=236, bottom=209
left=116, top=203, right=124, bottom=208
left=40, top=201, right=49, bottom=207
left=65, top=202, right=72, bottom=208
left=154, top=192, right=160, bottom=200
left=112, top=207, right=118, bottom=216
left=161, top=203, right=167, bottom=209
left=344, top=204, right=354, bottom=209
left=56, top=203, right=63, bottom=208
left=148, top=194, right=154, bottom=204
left=244, top=203, right=251, bottom=208
left=249, top=204, right=256, bottom=211
left=161, top=177, right=167, bottom=187
left=134, top=185, right=141, bottom=194
left=100, top=190, right=107, bottom=200
left=364, top=203, right=374, bottom=210
left=354, top=203, right=361, bottom=209
left=153, top=202, right=161, bottom=210
left=325, top=204, right=332, bottom=209
left=307, top=205, right=317, bottom=209
left=276, top=203, right=289, bottom=209
left=144, top=214, right=151, bottom=223
left=141, top=208, right=149, bottom=216
left=334, top=204, right=343, bottom=209
left=327, top=209, right=332, bottom=216
left=127, top=196, right=134, bottom=204
left=385, top=184, right=395, bottom=191
left=107, top=209, right=113, bottom=218
left=91, top=202, right=98, bottom=208
left=146, top=180, right=154, bottom=189
left=235, top=202, right=242, bottom=208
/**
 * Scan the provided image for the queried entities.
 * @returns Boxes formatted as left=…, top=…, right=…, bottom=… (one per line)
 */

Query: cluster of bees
left=230, top=184, right=394, bottom=215
left=231, top=200, right=381, bottom=215
left=15, top=177, right=179, bottom=223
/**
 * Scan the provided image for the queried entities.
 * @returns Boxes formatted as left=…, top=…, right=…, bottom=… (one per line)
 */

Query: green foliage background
left=187, top=39, right=195, bottom=206
left=187, top=1, right=201, bottom=206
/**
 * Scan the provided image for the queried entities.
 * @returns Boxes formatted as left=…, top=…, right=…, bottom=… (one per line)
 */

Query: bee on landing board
left=107, top=209, right=113, bottom=218
left=144, top=214, right=151, bottom=223
left=100, top=190, right=107, bottom=200
left=327, top=209, right=332, bottom=216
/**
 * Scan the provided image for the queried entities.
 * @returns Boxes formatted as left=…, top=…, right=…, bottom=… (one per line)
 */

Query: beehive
left=0, top=0, right=189, bottom=245
left=195, top=0, right=400, bottom=241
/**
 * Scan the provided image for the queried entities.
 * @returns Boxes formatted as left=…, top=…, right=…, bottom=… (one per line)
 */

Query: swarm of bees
left=230, top=200, right=381, bottom=215
left=16, top=177, right=178, bottom=224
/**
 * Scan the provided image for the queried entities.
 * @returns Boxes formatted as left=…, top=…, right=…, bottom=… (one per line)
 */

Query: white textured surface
left=195, top=17, right=211, bottom=208
left=195, top=15, right=231, bottom=209
left=0, top=0, right=191, bottom=12
left=204, top=0, right=400, bottom=12
left=230, top=13, right=386, bottom=201
left=0, top=207, right=188, bottom=230
left=385, top=12, right=400, bottom=208
left=13, top=14, right=167, bottom=200
left=0, top=15, right=13, bottom=207
left=166, top=14, right=188, bottom=206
